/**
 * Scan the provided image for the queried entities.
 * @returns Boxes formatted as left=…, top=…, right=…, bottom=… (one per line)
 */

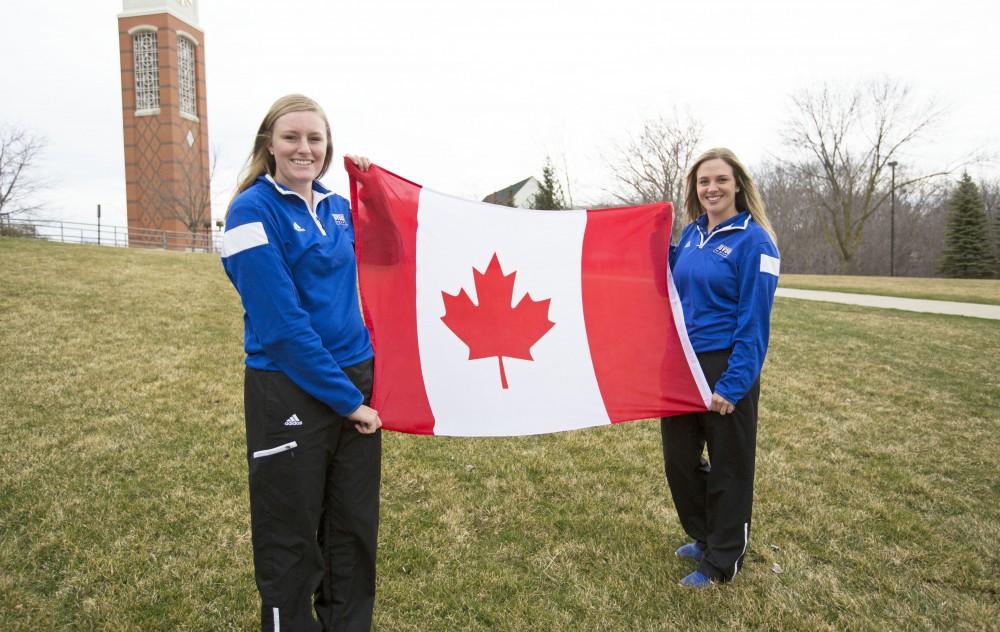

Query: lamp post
left=888, top=161, right=898, bottom=277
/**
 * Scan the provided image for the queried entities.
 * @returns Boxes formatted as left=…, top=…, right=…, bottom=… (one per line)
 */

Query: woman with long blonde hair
left=660, top=147, right=780, bottom=588
left=221, top=94, right=380, bottom=630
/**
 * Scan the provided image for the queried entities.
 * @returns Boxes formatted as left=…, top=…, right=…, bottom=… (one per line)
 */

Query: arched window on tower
left=131, top=28, right=159, bottom=114
left=178, top=35, right=197, bottom=118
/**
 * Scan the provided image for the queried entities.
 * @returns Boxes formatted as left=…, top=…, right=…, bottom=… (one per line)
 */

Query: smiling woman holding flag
left=221, top=94, right=381, bottom=631
left=661, top=147, right=780, bottom=588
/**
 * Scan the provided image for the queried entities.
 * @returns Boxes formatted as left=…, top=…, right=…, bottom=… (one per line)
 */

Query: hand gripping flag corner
left=346, top=159, right=711, bottom=437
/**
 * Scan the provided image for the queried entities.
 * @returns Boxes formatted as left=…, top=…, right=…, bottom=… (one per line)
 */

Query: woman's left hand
left=348, top=404, right=382, bottom=434
left=346, top=154, right=372, bottom=171
left=709, top=393, right=735, bottom=415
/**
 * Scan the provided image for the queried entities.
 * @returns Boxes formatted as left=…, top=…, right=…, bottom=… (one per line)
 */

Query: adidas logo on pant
left=284, top=414, right=303, bottom=426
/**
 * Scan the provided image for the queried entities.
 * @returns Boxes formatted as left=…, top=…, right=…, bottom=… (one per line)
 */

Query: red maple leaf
left=441, top=253, right=555, bottom=389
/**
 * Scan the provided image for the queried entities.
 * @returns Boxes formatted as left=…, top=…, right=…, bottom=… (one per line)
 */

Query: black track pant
left=245, top=359, right=380, bottom=631
left=660, top=348, right=758, bottom=582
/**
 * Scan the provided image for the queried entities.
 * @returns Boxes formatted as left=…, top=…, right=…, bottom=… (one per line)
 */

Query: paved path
left=775, top=288, right=1000, bottom=321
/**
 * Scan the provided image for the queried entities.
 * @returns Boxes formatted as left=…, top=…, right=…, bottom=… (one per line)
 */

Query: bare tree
left=860, top=174, right=951, bottom=277
left=781, top=79, right=949, bottom=273
left=606, top=112, right=702, bottom=237
left=0, top=126, right=46, bottom=229
left=977, top=176, right=1000, bottom=276
left=558, top=152, right=575, bottom=208
left=756, top=160, right=840, bottom=273
left=758, top=158, right=954, bottom=276
left=161, top=149, right=217, bottom=250
left=980, top=176, right=1000, bottom=223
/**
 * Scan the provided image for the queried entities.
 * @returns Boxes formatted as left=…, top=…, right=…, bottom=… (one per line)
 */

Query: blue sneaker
left=675, top=542, right=706, bottom=562
left=679, top=570, right=714, bottom=588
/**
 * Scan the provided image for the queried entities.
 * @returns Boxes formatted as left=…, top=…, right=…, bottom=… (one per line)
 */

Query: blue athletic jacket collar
left=261, top=174, right=336, bottom=235
left=692, top=211, right=751, bottom=248
left=261, top=174, right=335, bottom=200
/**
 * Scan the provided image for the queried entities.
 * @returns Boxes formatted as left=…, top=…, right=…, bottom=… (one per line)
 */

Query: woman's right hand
left=348, top=404, right=382, bottom=434
left=346, top=154, right=372, bottom=171
left=709, top=392, right=735, bottom=415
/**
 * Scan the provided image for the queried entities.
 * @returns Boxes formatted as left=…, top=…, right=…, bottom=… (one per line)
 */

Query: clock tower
left=117, top=0, right=210, bottom=248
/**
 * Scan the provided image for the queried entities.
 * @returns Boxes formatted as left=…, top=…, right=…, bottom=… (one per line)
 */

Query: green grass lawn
left=780, top=274, right=1000, bottom=305
left=2, top=237, right=998, bottom=631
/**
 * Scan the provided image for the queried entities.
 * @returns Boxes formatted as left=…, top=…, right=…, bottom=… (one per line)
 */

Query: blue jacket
left=221, top=175, right=373, bottom=416
left=670, top=211, right=780, bottom=403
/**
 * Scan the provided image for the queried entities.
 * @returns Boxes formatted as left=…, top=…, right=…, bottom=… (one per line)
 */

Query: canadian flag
left=347, top=160, right=710, bottom=436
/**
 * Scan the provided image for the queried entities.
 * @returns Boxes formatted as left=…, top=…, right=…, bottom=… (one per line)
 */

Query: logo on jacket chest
left=713, top=243, right=733, bottom=258
left=332, top=213, right=347, bottom=226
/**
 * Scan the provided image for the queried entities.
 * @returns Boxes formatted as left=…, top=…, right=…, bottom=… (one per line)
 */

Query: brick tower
left=117, top=0, right=210, bottom=249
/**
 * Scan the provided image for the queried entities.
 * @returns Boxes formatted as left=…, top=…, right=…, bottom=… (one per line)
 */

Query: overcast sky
left=1, top=0, right=997, bottom=227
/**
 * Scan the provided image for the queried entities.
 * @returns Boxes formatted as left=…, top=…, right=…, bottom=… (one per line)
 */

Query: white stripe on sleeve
left=760, top=253, right=780, bottom=277
left=222, top=222, right=268, bottom=258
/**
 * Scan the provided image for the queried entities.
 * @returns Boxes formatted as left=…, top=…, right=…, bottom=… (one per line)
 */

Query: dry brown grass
left=781, top=274, right=1000, bottom=305
left=2, top=237, right=997, bottom=630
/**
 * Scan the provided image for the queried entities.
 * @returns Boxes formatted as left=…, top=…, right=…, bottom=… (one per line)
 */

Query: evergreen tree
left=987, top=181, right=1000, bottom=277
left=529, top=157, right=566, bottom=210
left=994, top=212, right=1000, bottom=278
left=938, top=173, right=995, bottom=278
left=993, top=215, right=1000, bottom=279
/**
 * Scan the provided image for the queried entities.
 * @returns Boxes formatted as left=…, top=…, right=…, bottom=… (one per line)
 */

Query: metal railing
left=0, top=217, right=222, bottom=253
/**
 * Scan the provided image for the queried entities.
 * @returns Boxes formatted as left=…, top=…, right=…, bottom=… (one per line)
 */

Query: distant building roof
left=482, top=176, right=540, bottom=207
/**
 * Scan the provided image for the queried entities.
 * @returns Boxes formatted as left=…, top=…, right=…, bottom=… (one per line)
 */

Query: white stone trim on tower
left=175, top=30, right=199, bottom=45
left=127, top=24, right=158, bottom=35
left=120, top=0, right=200, bottom=28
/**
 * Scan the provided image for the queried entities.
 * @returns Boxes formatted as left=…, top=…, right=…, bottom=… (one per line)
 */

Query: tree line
left=530, top=79, right=999, bottom=279
left=4, top=78, right=998, bottom=277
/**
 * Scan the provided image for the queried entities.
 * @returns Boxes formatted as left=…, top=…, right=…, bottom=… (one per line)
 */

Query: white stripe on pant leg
left=273, top=607, right=280, bottom=632
left=734, top=522, right=749, bottom=579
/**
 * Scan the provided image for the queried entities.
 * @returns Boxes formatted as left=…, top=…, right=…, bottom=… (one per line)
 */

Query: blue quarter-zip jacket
left=221, top=175, right=373, bottom=416
left=670, top=211, right=780, bottom=404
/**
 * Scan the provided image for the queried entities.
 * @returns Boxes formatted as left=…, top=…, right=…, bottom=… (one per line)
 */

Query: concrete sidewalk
left=775, top=288, right=1000, bottom=321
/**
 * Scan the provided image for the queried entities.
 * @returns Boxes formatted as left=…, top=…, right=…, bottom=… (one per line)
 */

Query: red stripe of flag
left=582, top=204, right=707, bottom=420
left=347, top=160, right=436, bottom=434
